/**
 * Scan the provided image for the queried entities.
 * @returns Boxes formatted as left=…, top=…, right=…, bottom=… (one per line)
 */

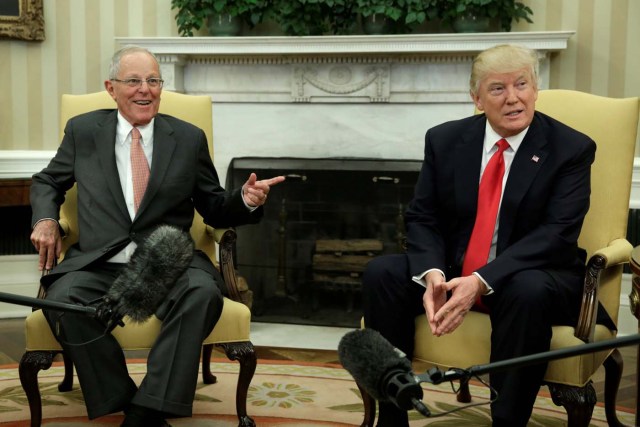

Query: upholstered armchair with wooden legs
left=19, top=91, right=257, bottom=427
left=358, top=90, right=640, bottom=427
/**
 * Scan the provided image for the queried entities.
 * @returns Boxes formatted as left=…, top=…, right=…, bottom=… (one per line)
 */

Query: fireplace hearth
left=226, top=157, right=421, bottom=327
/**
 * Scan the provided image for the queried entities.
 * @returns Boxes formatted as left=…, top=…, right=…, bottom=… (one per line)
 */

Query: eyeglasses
left=111, top=78, right=164, bottom=88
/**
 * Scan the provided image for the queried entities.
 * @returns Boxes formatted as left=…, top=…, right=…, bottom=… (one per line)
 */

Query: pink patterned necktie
left=130, top=127, right=149, bottom=213
left=462, top=138, right=510, bottom=312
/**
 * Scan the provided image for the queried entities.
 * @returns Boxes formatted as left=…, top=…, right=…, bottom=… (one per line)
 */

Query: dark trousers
left=362, top=254, right=582, bottom=427
left=43, top=263, right=223, bottom=419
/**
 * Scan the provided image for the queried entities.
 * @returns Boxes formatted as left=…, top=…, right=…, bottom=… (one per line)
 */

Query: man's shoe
left=121, top=404, right=171, bottom=427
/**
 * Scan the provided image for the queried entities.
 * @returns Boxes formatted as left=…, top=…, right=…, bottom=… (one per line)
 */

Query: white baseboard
left=0, top=255, right=41, bottom=318
left=618, top=273, right=636, bottom=336
left=0, top=257, right=636, bottom=340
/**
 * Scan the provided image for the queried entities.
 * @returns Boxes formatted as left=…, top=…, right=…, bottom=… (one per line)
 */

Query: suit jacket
left=30, top=109, right=262, bottom=287
left=404, top=111, right=595, bottom=296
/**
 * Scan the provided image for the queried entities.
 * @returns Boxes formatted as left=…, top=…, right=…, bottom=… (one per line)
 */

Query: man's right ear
left=104, top=80, right=116, bottom=99
left=470, top=92, right=484, bottom=111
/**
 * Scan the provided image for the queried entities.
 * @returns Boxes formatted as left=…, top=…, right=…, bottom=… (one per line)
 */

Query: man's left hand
left=242, top=173, right=285, bottom=207
left=430, top=275, right=485, bottom=336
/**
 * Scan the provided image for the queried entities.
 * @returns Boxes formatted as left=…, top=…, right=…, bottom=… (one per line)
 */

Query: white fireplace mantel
left=118, top=31, right=574, bottom=56
left=117, top=32, right=573, bottom=102
left=112, top=32, right=581, bottom=187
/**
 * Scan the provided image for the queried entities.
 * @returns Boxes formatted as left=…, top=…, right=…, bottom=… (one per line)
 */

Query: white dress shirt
left=107, top=113, right=154, bottom=263
left=412, top=122, right=529, bottom=289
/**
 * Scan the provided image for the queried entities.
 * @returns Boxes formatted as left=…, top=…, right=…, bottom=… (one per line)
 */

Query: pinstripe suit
left=30, top=109, right=261, bottom=419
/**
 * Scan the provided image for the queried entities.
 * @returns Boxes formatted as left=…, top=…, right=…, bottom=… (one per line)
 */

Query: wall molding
left=0, top=150, right=56, bottom=180
left=2, top=151, right=638, bottom=199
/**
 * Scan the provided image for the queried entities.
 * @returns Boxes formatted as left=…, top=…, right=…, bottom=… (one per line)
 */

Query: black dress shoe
left=121, top=404, right=172, bottom=427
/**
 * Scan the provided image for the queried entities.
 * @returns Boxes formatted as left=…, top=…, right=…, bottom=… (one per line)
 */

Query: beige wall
left=0, top=0, right=638, bottom=152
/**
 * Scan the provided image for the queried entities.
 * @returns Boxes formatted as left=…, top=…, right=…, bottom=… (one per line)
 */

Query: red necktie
left=462, top=138, right=509, bottom=311
left=130, top=127, right=149, bottom=213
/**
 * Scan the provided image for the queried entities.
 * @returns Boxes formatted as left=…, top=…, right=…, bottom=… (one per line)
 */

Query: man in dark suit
left=362, top=44, right=597, bottom=426
left=29, top=45, right=284, bottom=427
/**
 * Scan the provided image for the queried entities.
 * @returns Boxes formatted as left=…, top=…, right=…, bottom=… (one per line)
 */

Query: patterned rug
left=0, top=359, right=634, bottom=426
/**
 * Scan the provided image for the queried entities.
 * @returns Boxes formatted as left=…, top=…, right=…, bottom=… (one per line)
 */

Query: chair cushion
left=413, top=311, right=615, bottom=387
left=25, top=297, right=250, bottom=352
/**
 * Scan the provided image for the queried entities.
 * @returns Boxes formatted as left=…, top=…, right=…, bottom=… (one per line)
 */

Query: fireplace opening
left=226, top=157, right=421, bottom=327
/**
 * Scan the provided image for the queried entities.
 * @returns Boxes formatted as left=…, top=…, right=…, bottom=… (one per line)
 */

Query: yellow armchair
left=19, top=91, right=257, bottom=427
left=359, top=90, right=640, bottom=427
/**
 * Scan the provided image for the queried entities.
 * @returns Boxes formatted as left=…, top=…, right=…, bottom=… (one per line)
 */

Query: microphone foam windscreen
left=338, top=328, right=413, bottom=401
left=106, top=224, right=195, bottom=322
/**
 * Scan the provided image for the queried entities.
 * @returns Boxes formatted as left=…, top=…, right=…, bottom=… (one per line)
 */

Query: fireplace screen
left=226, top=157, right=421, bottom=327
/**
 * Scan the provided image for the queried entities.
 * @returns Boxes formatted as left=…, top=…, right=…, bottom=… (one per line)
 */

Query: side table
left=629, top=245, right=640, bottom=426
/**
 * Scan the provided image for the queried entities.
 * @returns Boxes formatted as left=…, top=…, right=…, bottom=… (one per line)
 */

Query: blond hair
left=470, top=44, right=539, bottom=96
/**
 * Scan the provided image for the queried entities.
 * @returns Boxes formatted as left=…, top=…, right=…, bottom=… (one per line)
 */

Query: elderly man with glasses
left=30, top=45, right=284, bottom=427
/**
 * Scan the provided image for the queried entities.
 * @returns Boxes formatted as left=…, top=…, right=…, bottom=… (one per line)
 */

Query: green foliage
left=354, top=0, right=438, bottom=33
left=354, top=0, right=403, bottom=20
left=270, top=0, right=357, bottom=36
left=171, top=0, right=269, bottom=36
left=404, top=0, right=439, bottom=26
left=171, top=0, right=533, bottom=36
left=437, top=0, right=533, bottom=31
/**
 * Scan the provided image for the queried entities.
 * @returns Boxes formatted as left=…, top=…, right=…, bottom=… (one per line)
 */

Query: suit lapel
left=498, top=115, right=549, bottom=250
left=135, top=115, right=177, bottom=218
left=94, top=112, right=130, bottom=220
left=454, top=117, right=485, bottom=225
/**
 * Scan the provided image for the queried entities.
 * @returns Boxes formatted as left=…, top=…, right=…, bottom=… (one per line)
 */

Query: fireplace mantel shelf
left=116, top=32, right=574, bottom=106
left=118, top=31, right=574, bottom=56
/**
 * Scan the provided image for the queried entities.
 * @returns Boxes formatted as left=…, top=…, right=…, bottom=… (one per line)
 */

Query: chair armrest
left=59, top=218, right=71, bottom=237
left=206, top=226, right=250, bottom=307
left=575, top=238, right=633, bottom=342
left=593, top=238, right=634, bottom=266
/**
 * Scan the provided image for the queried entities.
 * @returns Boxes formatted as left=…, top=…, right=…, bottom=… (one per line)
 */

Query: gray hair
left=470, top=44, right=539, bottom=96
left=108, top=45, right=161, bottom=80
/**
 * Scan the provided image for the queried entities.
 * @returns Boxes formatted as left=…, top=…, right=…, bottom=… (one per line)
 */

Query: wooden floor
left=0, top=318, right=637, bottom=413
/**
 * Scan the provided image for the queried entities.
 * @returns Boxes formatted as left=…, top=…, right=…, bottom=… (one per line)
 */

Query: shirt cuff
left=241, top=188, right=258, bottom=212
left=473, top=272, right=494, bottom=295
left=33, top=218, right=59, bottom=229
left=412, top=268, right=445, bottom=288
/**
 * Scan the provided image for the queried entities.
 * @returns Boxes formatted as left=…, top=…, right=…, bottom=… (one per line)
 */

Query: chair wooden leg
left=202, top=343, right=217, bottom=384
left=603, top=349, right=624, bottom=427
left=548, top=381, right=596, bottom=427
left=19, top=350, right=58, bottom=427
left=456, top=378, right=471, bottom=403
left=356, top=382, right=376, bottom=427
left=219, top=341, right=257, bottom=427
left=58, top=352, right=74, bottom=392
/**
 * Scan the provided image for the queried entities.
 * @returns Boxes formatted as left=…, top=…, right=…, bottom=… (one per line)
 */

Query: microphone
left=94, top=224, right=195, bottom=330
left=338, top=328, right=431, bottom=417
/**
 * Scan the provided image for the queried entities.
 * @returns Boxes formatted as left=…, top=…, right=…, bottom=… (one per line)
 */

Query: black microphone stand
left=417, top=333, right=640, bottom=385
left=0, top=291, right=97, bottom=316
left=0, top=290, right=127, bottom=337
left=376, top=334, right=640, bottom=420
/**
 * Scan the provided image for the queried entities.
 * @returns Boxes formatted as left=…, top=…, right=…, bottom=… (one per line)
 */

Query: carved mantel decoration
left=292, top=64, right=390, bottom=103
